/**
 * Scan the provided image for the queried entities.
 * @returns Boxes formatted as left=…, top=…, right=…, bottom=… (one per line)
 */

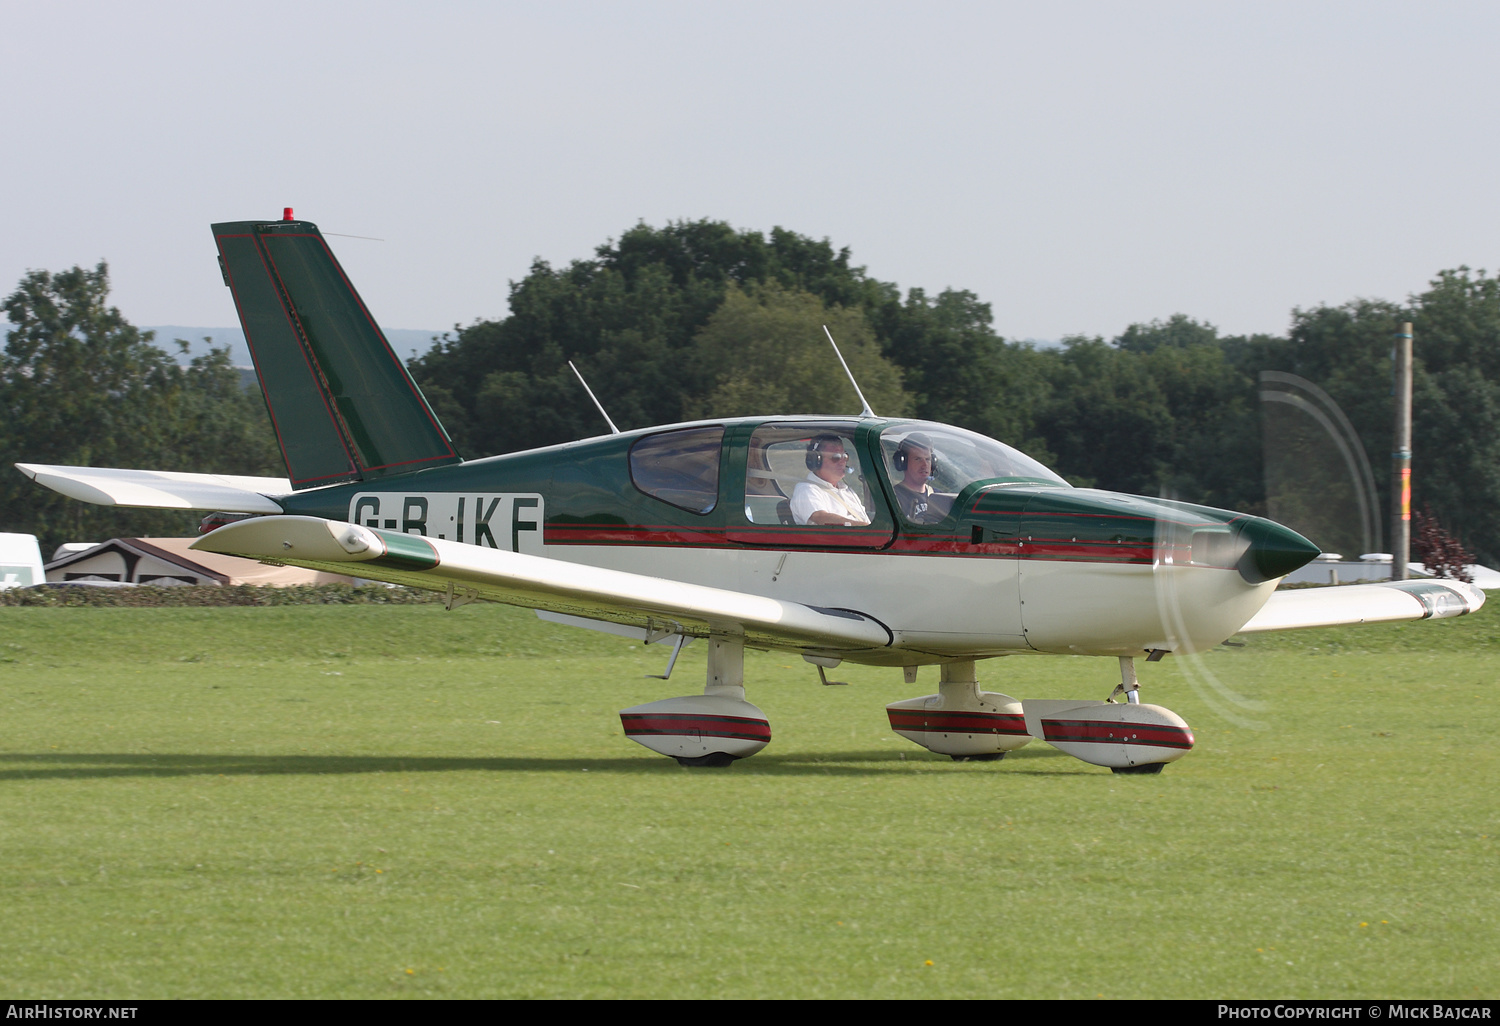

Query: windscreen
left=879, top=422, right=1066, bottom=523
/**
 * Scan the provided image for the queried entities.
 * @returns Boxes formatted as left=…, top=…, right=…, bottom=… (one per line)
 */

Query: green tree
left=1239, top=274, right=1500, bottom=564
left=1032, top=336, right=1177, bottom=493
left=411, top=219, right=1053, bottom=458
left=154, top=340, right=282, bottom=479
left=876, top=288, right=1052, bottom=456
left=1, top=263, right=279, bottom=556
left=1024, top=318, right=1261, bottom=511
left=1411, top=267, right=1500, bottom=379
left=1407, top=269, right=1500, bottom=563
left=405, top=218, right=1500, bottom=562
left=1119, top=318, right=1262, bottom=512
left=411, top=221, right=903, bottom=456
left=1115, top=313, right=1222, bottom=353
left=685, top=284, right=911, bottom=419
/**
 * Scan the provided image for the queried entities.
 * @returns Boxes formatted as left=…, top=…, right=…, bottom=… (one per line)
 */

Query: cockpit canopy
left=625, top=418, right=1067, bottom=536
left=877, top=422, right=1068, bottom=493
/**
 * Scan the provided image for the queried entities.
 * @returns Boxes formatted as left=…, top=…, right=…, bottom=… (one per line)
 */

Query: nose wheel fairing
left=1020, top=699, right=1195, bottom=770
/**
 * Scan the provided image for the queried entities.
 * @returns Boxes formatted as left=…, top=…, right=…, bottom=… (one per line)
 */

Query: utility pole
left=1392, top=322, right=1413, bottom=580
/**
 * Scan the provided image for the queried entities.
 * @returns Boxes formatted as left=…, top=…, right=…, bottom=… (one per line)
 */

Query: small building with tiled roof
left=44, top=538, right=358, bottom=587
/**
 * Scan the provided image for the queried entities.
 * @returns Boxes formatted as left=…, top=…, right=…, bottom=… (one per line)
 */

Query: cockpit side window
left=743, top=426, right=875, bottom=526
left=629, top=426, right=725, bottom=515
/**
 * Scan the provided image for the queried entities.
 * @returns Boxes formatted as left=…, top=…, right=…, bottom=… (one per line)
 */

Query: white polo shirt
left=790, top=472, right=870, bottom=526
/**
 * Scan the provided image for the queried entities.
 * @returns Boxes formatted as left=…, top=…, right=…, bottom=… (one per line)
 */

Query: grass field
left=1, top=599, right=1497, bottom=998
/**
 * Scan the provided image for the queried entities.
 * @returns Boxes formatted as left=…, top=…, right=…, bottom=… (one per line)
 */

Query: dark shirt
left=894, top=482, right=951, bottom=524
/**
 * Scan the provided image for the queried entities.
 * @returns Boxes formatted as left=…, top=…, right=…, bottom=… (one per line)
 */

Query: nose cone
left=1236, top=517, right=1321, bottom=583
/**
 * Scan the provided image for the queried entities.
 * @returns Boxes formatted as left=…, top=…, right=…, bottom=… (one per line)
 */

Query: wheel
left=950, top=752, right=1006, bottom=762
left=1111, top=762, right=1166, bottom=775
left=675, top=752, right=738, bottom=768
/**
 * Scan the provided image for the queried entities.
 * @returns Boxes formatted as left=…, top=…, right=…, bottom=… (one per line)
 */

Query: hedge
left=0, top=584, right=444, bottom=607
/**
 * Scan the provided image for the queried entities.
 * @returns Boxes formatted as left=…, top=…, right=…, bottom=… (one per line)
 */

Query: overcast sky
left=3, top=1, right=1497, bottom=344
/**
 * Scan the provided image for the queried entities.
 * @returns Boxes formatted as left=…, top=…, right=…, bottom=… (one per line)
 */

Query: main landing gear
left=885, top=661, right=1031, bottom=761
left=619, top=636, right=770, bottom=767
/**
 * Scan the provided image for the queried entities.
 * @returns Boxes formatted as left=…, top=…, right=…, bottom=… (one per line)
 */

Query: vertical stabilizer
left=212, top=218, right=460, bottom=489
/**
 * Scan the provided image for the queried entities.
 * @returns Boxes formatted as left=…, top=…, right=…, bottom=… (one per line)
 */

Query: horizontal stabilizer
left=193, top=516, right=894, bottom=654
left=15, top=464, right=287, bottom=514
left=1238, top=579, right=1485, bottom=633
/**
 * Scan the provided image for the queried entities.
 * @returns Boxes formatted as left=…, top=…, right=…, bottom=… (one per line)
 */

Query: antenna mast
left=568, top=360, right=621, bottom=435
left=822, top=325, right=876, bottom=418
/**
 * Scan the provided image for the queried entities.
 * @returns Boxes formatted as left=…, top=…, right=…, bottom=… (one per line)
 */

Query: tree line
left=6, top=224, right=1498, bottom=564
left=411, top=220, right=1500, bottom=564
left=0, top=264, right=281, bottom=555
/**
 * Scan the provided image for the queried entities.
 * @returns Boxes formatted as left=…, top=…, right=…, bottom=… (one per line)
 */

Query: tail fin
left=212, top=218, right=461, bottom=489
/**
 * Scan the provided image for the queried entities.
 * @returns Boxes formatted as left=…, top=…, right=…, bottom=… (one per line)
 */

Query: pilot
left=790, top=435, right=871, bottom=526
left=892, top=433, right=950, bottom=525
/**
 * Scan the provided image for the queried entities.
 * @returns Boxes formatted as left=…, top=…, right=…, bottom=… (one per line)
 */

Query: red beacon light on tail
left=283, top=207, right=294, bottom=221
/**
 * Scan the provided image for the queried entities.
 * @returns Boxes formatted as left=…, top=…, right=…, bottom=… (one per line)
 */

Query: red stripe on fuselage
left=544, top=523, right=1173, bottom=562
left=1018, top=538, right=1161, bottom=563
left=547, top=523, right=728, bottom=547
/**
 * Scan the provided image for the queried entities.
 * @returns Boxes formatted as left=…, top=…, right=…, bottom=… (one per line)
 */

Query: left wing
left=1238, top=579, right=1484, bottom=633
left=192, top=516, right=893, bottom=654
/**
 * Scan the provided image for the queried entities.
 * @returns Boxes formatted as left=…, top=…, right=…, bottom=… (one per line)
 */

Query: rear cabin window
left=629, top=426, right=725, bottom=515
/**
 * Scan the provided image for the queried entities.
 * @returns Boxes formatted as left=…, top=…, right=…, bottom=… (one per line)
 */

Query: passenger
left=892, top=433, right=951, bottom=524
left=790, top=435, right=871, bottom=526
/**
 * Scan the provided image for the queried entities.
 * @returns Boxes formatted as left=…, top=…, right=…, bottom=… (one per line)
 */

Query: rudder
left=213, top=217, right=461, bottom=489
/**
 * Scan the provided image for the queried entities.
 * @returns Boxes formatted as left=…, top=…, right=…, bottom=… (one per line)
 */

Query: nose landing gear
left=1021, top=657, right=1195, bottom=772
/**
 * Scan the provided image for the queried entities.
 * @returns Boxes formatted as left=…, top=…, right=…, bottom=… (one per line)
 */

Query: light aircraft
left=16, top=214, right=1487, bottom=773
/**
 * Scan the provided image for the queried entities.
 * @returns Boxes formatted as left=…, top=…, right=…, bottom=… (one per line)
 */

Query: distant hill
left=143, top=326, right=445, bottom=367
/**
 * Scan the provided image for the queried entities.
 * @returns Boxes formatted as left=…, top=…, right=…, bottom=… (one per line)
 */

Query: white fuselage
left=336, top=488, right=1279, bottom=664
left=536, top=540, right=1274, bottom=662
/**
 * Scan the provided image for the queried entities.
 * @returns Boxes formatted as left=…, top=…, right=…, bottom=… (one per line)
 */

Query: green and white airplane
left=17, top=214, right=1486, bottom=773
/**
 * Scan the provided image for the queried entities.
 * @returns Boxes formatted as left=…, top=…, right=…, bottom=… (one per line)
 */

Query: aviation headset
left=805, top=434, right=848, bottom=472
left=892, top=433, right=938, bottom=475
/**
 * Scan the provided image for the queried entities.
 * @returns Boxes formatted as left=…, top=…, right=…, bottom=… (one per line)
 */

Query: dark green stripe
left=369, top=531, right=439, bottom=571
